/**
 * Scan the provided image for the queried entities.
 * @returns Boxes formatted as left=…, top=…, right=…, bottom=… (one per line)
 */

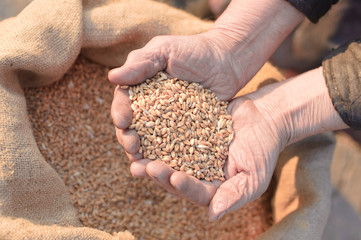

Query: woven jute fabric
left=24, top=56, right=274, bottom=240
left=0, top=0, right=335, bottom=239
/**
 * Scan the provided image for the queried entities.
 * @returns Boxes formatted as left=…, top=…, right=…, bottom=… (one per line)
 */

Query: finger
left=111, top=86, right=133, bottom=129
left=208, top=171, right=251, bottom=222
left=208, top=0, right=230, bottom=18
left=115, top=128, right=140, bottom=154
left=170, top=171, right=217, bottom=206
left=130, top=159, right=152, bottom=179
left=227, top=96, right=242, bottom=115
left=126, top=151, right=143, bottom=162
left=108, top=36, right=169, bottom=86
left=146, top=160, right=179, bottom=196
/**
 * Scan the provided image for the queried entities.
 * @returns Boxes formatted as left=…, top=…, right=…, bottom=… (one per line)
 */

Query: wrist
left=207, top=0, right=304, bottom=81
left=249, top=67, right=348, bottom=146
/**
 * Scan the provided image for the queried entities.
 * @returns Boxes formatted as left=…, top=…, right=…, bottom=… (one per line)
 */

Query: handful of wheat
left=127, top=72, right=233, bottom=181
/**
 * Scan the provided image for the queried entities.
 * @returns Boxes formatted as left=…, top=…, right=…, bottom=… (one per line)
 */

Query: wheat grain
left=129, top=72, right=233, bottom=181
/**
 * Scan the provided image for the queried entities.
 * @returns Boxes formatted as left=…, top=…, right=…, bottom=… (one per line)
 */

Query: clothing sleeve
left=322, top=39, right=361, bottom=130
left=285, top=0, right=338, bottom=23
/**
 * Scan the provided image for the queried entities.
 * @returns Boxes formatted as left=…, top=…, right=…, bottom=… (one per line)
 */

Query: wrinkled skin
left=208, top=97, right=285, bottom=220
left=108, top=33, right=248, bottom=102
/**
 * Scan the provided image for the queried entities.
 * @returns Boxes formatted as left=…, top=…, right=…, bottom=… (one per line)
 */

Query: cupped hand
left=207, top=96, right=287, bottom=220
left=108, top=32, right=248, bottom=101
left=112, top=85, right=288, bottom=221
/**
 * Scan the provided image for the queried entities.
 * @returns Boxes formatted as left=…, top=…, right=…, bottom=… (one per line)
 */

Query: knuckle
left=111, top=104, right=132, bottom=129
left=127, top=49, right=142, bottom=60
left=126, top=136, right=140, bottom=154
left=148, top=35, right=167, bottom=45
left=111, top=110, right=127, bottom=129
left=115, top=129, right=124, bottom=145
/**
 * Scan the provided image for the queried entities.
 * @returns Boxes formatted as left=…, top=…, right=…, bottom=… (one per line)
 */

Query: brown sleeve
left=322, top=39, right=361, bottom=130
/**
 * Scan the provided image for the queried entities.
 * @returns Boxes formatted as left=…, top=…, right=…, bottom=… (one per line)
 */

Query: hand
left=108, top=0, right=304, bottom=102
left=109, top=0, right=305, bottom=221
left=108, top=32, right=247, bottom=101
left=208, top=96, right=286, bottom=220
left=112, top=85, right=288, bottom=220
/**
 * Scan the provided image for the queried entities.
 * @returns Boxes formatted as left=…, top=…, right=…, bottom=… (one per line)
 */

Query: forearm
left=249, top=67, right=348, bottom=145
left=207, top=0, right=304, bottom=81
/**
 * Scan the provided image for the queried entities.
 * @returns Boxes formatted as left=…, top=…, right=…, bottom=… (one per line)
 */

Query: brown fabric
left=81, top=0, right=212, bottom=67
left=0, top=0, right=335, bottom=239
left=0, top=218, right=134, bottom=240
left=332, top=132, right=361, bottom=214
left=258, top=133, right=335, bottom=240
left=323, top=39, right=361, bottom=129
left=235, top=62, right=285, bottom=97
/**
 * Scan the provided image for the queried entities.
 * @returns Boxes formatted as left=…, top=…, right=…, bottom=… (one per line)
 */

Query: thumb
left=108, top=36, right=169, bottom=86
left=208, top=171, right=254, bottom=221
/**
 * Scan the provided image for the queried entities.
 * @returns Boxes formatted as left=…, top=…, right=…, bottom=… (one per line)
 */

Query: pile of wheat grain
left=127, top=72, right=233, bottom=181
left=24, top=56, right=273, bottom=240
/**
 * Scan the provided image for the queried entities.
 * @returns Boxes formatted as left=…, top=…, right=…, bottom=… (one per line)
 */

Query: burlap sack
left=0, top=0, right=335, bottom=239
left=258, top=133, right=335, bottom=240
left=332, top=132, right=361, bottom=214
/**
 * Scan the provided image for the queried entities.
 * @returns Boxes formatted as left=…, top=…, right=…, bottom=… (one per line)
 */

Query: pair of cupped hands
left=108, top=32, right=289, bottom=221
